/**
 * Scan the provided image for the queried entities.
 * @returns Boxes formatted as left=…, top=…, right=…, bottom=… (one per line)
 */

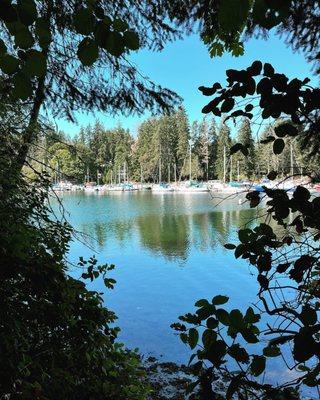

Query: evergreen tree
left=175, top=107, right=190, bottom=179
left=207, top=118, right=218, bottom=180
left=236, top=118, right=256, bottom=180
left=215, top=122, right=231, bottom=181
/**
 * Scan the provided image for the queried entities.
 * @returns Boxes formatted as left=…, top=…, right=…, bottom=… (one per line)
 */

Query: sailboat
left=176, top=142, right=208, bottom=193
left=152, top=153, right=174, bottom=193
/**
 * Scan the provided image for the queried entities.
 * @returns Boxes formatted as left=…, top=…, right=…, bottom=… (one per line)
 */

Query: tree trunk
left=16, top=74, right=46, bottom=171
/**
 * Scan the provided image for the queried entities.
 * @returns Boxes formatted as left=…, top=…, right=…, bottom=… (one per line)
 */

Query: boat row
left=52, top=179, right=320, bottom=195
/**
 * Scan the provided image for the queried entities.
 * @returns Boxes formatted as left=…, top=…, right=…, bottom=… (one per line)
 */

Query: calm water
left=51, top=191, right=317, bottom=396
left=54, top=191, right=261, bottom=362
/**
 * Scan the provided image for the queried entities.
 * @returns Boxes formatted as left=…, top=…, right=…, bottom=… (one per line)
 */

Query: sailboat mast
left=237, top=160, right=240, bottom=182
left=189, top=141, right=192, bottom=181
left=290, top=141, right=294, bottom=176
left=230, top=155, right=233, bottom=182
left=159, top=142, right=162, bottom=184
left=223, top=146, right=226, bottom=183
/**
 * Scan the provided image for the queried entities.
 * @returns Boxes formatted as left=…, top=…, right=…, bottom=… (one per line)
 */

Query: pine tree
left=207, top=118, right=218, bottom=180
left=215, top=122, right=231, bottom=181
left=236, top=118, right=256, bottom=180
left=175, top=106, right=190, bottom=179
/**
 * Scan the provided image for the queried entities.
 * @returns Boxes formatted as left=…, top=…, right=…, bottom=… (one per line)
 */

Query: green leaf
left=226, top=376, right=241, bottom=400
left=0, top=39, right=7, bottom=54
left=228, top=344, right=249, bottom=363
left=267, top=170, right=277, bottom=180
left=273, top=138, right=285, bottom=155
left=241, top=329, right=258, bottom=343
left=293, top=330, right=317, bottom=362
left=218, top=0, right=250, bottom=32
left=209, top=42, right=224, bottom=57
left=180, top=332, right=188, bottom=344
left=102, top=31, right=125, bottom=56
left=300, top=305, right=317, bottom=326
left=244, top=307, right=260, bottom=324
left=229, top=309, right=244, bottom=330
left=14, top=26, right=34, bottom=49
left=263, top=62, right=275, bottom=76
left=73, top=8, right=95, bottom=35
left=17, top=0, right=37, bottom=25
left=206, top=317, right=219, bottom=329
left=263, top=345, right=281, bottom=358
left=221, top=98, right=235, bottom=113
left=274, top=123, right=298, bottom=138
left=25, top=49, right=47, bottom=76
left=238, top=229, right=251, bottom=243
left=251, top=355, right=266, bottom=376
left=0, top=54, right=20, bottom=74
left=202, top=329, right=217, bottom=348
left=77, top=38, right=99, bottom=66
left=234, top=243, right=245, bottom=258
left=113, top=18, right=129, bottom=32
left=215, top=309, right=230, bottom=326
left=224, top=243, right=236, bottom=250
left=212, top=295, right=229, bottom=305
left=35, top=18, right=52, bottom=49
left=188, top=328, right=199, bottom=350
left=123, top=30, right=140, bottom=50
left=195, top=299, right=210, bottom=307
left=12, top=71, right=33, bottom=100
left=0, top=1, right=18, bottom=23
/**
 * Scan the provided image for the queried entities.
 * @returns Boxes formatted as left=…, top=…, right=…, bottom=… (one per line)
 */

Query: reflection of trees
left=136, top=213, right=190, bottom=260
left=137, top=206, right=257, bottom=261
left=77, top=198, right=258, bottom=261
left=79, top=220, right=134, bottom=251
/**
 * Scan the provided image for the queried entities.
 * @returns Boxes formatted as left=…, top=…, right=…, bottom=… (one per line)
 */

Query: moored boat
left=175, top=180, right=209, bottom=193
left=152, top=183, right=174, bottom=193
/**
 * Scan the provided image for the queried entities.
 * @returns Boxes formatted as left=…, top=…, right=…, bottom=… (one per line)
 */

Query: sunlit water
left=51, top=191, right=315, bottom=397
left=54, top=191, right=259, bottom=357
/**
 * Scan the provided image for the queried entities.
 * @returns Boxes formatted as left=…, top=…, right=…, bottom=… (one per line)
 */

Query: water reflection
left=68, top=192, right=258, bottom=261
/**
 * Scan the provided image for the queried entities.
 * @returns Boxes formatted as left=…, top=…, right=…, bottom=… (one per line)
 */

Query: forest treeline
left=28, top=107, right=319, bottom=184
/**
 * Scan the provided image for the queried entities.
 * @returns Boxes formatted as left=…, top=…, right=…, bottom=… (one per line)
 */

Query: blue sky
left=56, top=32, right=315, bottom=138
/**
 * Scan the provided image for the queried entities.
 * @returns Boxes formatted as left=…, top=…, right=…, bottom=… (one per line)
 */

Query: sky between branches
left=56, top=31, right=316, bottom=139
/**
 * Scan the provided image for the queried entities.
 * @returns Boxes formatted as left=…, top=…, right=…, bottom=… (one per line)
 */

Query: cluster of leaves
left=172, top=296, right=298, bottom=399
left=0, top=131, right=149, bottom=399
left=0, top=0, right=140, bottom=102
left=169, top=0, right=293, bottom=58
left=200, top=61, right=319, bottom=158
left=174, top=62, right=320, bottom=399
